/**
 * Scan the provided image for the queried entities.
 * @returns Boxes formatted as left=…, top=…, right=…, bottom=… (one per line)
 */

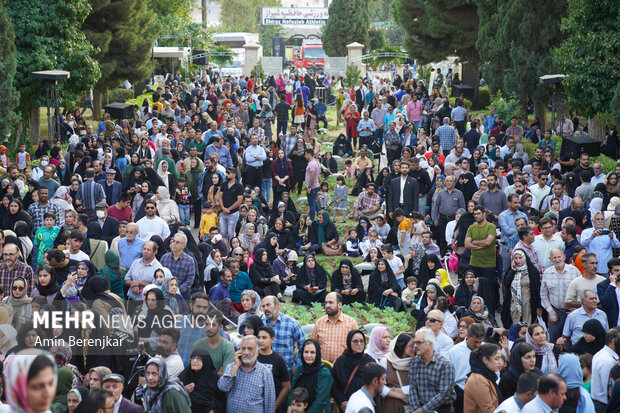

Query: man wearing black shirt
left=409, top=157, right=432, bottom=216
left=258, top=326, right=290, bottom=413
left=274, top=95, right=291, bottom=137
left=219, top=167, right=244, bottom=243
left=572, top=153, right=594, bottom=181
left=46, top=248, right=81, bottom=284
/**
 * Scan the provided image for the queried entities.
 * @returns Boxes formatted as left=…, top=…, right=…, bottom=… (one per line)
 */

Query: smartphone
left=69, top=266, right=77, bottom=273
left=602, top=229, right=611, bottom=235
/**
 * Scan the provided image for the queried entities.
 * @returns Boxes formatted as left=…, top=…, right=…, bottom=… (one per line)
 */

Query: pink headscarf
left=366, top=325, right=390, bottom=362
left=5, top=349, right=57, bottom=413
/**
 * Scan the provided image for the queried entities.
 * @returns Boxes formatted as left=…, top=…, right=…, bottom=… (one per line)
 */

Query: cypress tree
left=322, top=0, right=369, bottom=57
left=0, top=0, right=19, bottom=141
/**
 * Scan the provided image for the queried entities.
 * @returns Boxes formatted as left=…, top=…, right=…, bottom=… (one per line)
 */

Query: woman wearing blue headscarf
left=556, top=354, right=595, bottom=413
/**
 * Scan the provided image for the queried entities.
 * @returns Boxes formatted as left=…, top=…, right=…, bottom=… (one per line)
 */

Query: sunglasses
left=426, top=318, right=441, bottom=323
left=12, top=286, right=24, bottom=291
left=145, top=206, right=155, bottom=210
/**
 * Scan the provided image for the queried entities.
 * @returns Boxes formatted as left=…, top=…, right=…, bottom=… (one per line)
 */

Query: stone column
left=243, top=42, right=261, bottom=77
left=346, top=42, right=365, bottom=77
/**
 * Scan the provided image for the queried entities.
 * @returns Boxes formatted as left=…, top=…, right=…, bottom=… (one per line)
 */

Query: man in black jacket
left=409, top=157, right=431, bottom=216
left=95, top=202, right=119, bottom=246
left=388, top=160, right=419, bottom=219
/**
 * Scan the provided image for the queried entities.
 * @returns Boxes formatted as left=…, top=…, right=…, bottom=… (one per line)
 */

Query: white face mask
left=96, top=210, right=106, bottom=219
left=40, top=161, right=48, bottom=167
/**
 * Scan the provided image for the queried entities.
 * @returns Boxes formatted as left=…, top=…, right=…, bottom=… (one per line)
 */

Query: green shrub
left=108, top=89, right=134, bottom=104
left=479, top=87, right=491, bottom=108
left=592, top=154, right=618, bottom=173
left=449, top=97, right=473, bottom=111
left=488, top=90, right=521, bottom=122
left=126, top=93, right=153, bottom=107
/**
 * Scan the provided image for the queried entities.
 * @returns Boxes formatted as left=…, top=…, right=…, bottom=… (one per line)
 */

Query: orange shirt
left=309, top=312, right=359, bottom=363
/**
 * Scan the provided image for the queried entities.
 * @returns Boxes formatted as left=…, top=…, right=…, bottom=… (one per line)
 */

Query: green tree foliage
left=322, top=0, right=369, bottom=56
left=553, top=0, right=620, bottom=118
left=6, top=0, right=101, bottom=116
left=367, top=28, right=386, bottom=51
left=84, top=0, right=158, bottom=90
left=392, top=0, right=478, bottom=64
left=612, top=82, right=620, bottom=130
left=476, top=0, right=565, bottom=121
left=0, top=0, right=20, bottom=139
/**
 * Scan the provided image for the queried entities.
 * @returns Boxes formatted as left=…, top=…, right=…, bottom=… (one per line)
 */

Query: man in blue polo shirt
left=117, top=222, right=144, bottom=270
left=315, top=97, right=327, bottom=129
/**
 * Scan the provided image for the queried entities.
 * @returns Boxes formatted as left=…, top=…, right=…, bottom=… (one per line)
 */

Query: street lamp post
left=32, top=70, right=71, bottom=143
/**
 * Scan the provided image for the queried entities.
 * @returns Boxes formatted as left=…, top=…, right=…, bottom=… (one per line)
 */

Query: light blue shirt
left=521, top=395, right=553, bottom=413
left=451, top=106, right=467, bottom=122
left=447, top=340, right=472, bottom=390
left=498, top=209, right=528, bottom=244
left=563, top=307, right=609, bottom=343
left=244, top=144, right=267, bottom=168
left=357, top=118, right=376, bottom=136
left=581, top=227, right=620, bottom=273
left=486, top=114, right=498, bottom=132
left=435, top=331, right=454, bottom=356
left=117, top=237, right=145, bottom=269
left=205, top=143, right=233, bottom=167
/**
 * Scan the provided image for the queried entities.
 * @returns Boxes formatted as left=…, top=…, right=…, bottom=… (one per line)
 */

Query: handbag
left=448, top=252, right=459, bottom=271
left=394, top=364, right=414, bottom=413
left=331, top=364, right=361, bottom=413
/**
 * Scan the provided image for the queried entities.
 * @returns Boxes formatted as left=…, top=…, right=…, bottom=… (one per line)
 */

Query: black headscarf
left=240, top=315, right=264, bottom=336
left=294, top=339, right=324, bottom=406
left=331, top=259, right=364, bottom=292
left=254, top=232, right=278, bottom=263
left=248, top=248, right=274, bottom=287
left=150, top=235, right=167, bottom=260
left=417, top=254, right=443, bottom=289
left=81, top=276, right=121, bottom=308
left=469, top=346, right=502, bottom=401
left=139, top=288, right=173, bottom=337
left=332, top=330, right=375, bottom=403
left=179, top=349, right=225, bottom=412
left=35, top=266, right=61, bottom=297
left=295, top=255, right=328, bottom=290
left=567, top=319, right=606, bottom=355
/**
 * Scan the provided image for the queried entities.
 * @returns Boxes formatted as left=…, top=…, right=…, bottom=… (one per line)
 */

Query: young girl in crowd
left=333, top=175, right=348, bottom=223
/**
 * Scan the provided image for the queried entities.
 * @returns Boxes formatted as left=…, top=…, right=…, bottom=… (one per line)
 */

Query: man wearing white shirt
left=591, top=163, right=606, bottom=186
left=528, top=171, right=551, bottom=208
left=521, top=374, right=567, bottom=413
left=532, top=217, right=565, bottom=269
left=345, top=363, right=386, bottom=413
left=448, top=323, right=485, bottom=413
left=591, top=328, right=620, bottom=412
left=493, top=372, right=539, bottom=413
left=425, top=310, right=453, bottom=356
left=500, top=136, right=515, bottom=159
left=136, top=199, right=171, bottom=241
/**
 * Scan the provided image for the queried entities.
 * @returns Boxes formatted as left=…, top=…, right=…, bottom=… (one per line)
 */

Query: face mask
left=96, top=211, right=106, bottom=219
left=40, top=161, right=48, bottom=167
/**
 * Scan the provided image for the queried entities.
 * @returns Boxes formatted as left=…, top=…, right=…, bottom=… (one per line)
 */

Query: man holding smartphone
left=581, top=211, right=620, bottom=274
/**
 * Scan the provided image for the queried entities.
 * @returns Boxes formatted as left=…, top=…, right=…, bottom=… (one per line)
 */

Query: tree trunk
left=588, top=117, right=606, bottom=141
left=93, top=89, right=104, bottom=120
left=201, top=0, right=207, bottom=26
left=533, top=99, right=547, bottom=130
left=29, top=107, right=40, bottom=143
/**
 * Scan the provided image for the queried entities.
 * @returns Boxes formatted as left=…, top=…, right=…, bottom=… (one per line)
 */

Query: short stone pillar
left=243, top=42, right=261, bottom=77
left=346, top=42, right=365, bottom=77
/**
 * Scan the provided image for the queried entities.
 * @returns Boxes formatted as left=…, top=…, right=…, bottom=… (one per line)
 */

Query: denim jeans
left=178, top=204, right=190, bottom=225
left=307, top=187, right=320, bottom=220
left=219, top=211, right=239, bottom=243
left=277, top=121, right=287, bottom=137
left=261, top=178, right=272, bottom=205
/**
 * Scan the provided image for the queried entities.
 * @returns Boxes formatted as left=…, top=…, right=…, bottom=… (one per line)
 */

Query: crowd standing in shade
left=0, top=67, right=619, bottom=413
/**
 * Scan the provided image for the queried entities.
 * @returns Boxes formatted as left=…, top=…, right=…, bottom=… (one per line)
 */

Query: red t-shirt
left=108, top=204, right=133, bottom=223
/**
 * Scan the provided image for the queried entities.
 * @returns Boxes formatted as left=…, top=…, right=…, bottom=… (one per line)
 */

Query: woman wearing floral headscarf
left=5, top=350, right=57, bottom=413
left=501, top=249, right=541, bottom=327
left=144, top=356, right=191, bottom=413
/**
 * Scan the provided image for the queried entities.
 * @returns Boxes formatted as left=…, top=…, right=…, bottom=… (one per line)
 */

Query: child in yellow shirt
left=394, top=208, right=412, bottom=257
left=199, top=202, right=219, bottom=241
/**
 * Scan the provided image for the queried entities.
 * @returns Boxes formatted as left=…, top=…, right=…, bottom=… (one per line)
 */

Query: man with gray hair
left=425, top=309, right=454, bottom=356
left=581, top=211, right=620, bottom=274
left=436, top=117, right=456, bottom=156
left=432, top=175, right=465, bottom=256
left=561, top=289, right=608, bottom=346
left=218, top=335, right=276, bottom=413
left=409, top=327, right=455, bottom=413
left=160, top=231, right=196, bottom=300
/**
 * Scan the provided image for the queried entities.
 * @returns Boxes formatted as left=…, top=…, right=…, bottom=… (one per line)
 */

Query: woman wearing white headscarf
left=156, top=186, right=180, bottom=224
left=0, top=324, right=17, bottom=359
left=49, top=186, right=74, bottom=226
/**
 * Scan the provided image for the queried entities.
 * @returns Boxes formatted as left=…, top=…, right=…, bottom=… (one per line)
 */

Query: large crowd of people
left=0, top=66, right=619, bottom=413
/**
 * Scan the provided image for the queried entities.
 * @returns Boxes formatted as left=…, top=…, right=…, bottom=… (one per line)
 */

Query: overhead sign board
left=261, top=7, right=328, bottom=26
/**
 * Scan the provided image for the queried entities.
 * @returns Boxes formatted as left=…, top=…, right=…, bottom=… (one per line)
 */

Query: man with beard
left=388, top=161, right=419, bottom=219
left=540, top=181, right=572, bottom=214
left=479, top=174, right=508, bottom=223
left=136, top=199, right=171, bottom=241
left=177, top=292, right=210, bottom=365
left=218, top=335, right=276, bottom=412
left=261, top=295, right=306, bottom=373
left=309, top=292, right=358, bottom=363
left=156, top=327, right=184, bottom=378
left=192, top=308, right=235, bottom=374
left=409, top=157, right=432, bottom=216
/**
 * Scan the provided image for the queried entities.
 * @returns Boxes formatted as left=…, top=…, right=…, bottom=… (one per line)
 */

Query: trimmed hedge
left=449, top=96, right=473, bottom=111
left=108, top=88, right=134, bottom=104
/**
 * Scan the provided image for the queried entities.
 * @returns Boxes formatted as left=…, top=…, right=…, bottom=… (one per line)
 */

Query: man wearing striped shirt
left=310, top=292, right=359, bottom=363
left=76, top=168, right=106, bottom=220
